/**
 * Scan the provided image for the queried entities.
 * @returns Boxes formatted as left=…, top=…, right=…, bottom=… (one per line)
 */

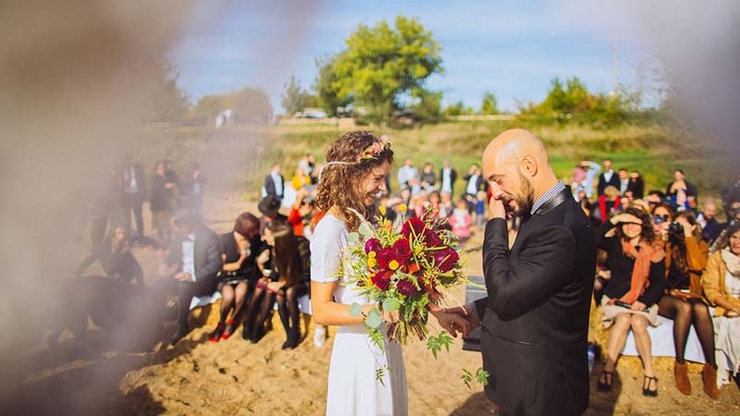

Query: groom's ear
left=520, top=155, right=538, bottom=178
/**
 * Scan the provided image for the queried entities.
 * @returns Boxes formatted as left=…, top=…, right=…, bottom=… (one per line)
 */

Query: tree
left=326, top=16, right=443, bottom=123
left=125, top=55, right=190, bottom=123
left=479, top=91, right=498, bottom=115
left=314, top=55, right=351, bottom=117
left=281, top=75, right=318, bottom=116
left=231, top=87, right=273, bottom=124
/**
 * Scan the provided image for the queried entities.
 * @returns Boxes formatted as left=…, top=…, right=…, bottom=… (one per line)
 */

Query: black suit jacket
left=165, top=224, right=222, bottom=287
left=474, top=187, right=596, bottom=416
left=597, top=171, right=619, bottom=196
left=264, top=173, right=285, bottom=199
left=463, top=173, right=486, bottom=196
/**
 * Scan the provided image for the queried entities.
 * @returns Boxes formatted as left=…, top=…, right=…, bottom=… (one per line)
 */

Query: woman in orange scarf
left=595, top=207, right=666, bottom=397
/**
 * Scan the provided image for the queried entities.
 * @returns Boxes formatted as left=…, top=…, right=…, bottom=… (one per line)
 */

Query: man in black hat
left=257, top=195, right=288, bottom=233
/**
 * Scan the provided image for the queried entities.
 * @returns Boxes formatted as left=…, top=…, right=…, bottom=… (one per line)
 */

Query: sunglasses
left=653, top=214, right=669, bottom=224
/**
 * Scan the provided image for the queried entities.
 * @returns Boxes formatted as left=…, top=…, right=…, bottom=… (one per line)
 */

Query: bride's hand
left=381, top=309, right=400, bottom=324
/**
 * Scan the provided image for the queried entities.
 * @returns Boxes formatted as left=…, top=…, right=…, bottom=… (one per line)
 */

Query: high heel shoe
left=221, top=319, right=235, bottom=340
left=643, top=375, right=658, bottom=397
left=597, top=370, right=614, bottom=392
left=209, top=322, right=225, bottom=343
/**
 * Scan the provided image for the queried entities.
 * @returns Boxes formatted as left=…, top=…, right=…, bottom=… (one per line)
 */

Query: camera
left=667, top=221, right=684, bottom=237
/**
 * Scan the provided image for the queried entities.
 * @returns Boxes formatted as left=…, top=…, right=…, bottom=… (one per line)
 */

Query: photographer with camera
left=595, top=208, right=666, bottom=397
left=651, top=205, right=720, bottom=399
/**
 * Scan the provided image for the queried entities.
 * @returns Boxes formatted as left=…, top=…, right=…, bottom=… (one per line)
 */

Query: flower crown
left=357, top=135, right=392, bottom=162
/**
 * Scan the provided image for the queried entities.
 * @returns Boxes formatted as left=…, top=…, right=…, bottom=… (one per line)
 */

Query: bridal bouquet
left=345, top=205, right=467, bottom=347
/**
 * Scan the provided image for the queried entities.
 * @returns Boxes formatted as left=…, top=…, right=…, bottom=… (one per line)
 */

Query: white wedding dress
left=311, top=214, right=408, bottom=416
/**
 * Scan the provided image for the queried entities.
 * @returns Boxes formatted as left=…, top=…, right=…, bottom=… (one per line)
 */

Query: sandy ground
left=4, top=193, right=740, bottom=416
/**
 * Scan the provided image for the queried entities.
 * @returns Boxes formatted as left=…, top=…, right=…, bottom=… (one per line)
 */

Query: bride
left=310, top=131, right=468, bottom=416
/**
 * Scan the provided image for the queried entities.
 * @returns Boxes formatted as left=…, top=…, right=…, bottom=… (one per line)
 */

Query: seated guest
left=262, top=222, right=311, bottom=349
left=654, top=209, right=719, bottom=398
left=159, top=211, right=222, bottom=346
left=702, top=223, right=740, bottom=390
left=73, top=226, right=144, bottom=285
left=696, top=200, right=722, bottom=243
left=209, top=212, right=265, bottom=342
left=596, top=208, right=666, bottom=397
left=258, top=194, right=288, bottom=232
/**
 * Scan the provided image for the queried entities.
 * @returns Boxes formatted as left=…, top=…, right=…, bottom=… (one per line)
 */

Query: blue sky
left=171, top=0, right=660, bottom=114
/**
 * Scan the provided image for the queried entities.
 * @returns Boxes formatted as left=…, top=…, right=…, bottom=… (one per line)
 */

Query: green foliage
left=521, top=76, right=658, bottom=129
left=281, top=75, right=318, bottom=116
left=408, top=88, right=443, bottom=126
left=426, top=330, right=453, bottom=359
left=479, top=91, right=499, bottom=115
left=444, top=100, right=471, bottom=117
left=460, top=367, right=489, bottom=390
left=324, top=15, right=443, bottom=123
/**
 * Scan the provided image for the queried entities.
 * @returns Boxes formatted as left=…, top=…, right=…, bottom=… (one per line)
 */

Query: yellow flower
left=369, top=251, right=377, bottom=258
left=368, top=257, right=377, bottom=268
left=389, top=260, right=400, bottom=270
left=399, top=204, right=408, bottom=212
left=378, top=205, right=387, bottom=216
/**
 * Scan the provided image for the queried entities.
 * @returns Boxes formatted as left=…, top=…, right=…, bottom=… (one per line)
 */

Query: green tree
left=444, top=100, right=466, bottom=117
left=281, top=75, right=304, bottom=116
left=479, top=91, right=499, bottom=115
left=231, top=87, right=273, bottom=124
left=409, top=88, right=442, bottom=125
left=130, top=56, right=190, bottom=123
left=327, top=16, right=443, bottom=123
left=314, top=55, right=351, bottom=117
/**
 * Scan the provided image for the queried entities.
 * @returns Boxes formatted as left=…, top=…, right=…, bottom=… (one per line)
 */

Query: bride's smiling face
left=357, top=160, right=390, bottom=206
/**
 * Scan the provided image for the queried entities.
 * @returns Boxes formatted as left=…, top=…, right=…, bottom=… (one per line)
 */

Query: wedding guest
left=462, top=163, right=485, bottom=214
left=178, top=161, right=207, bottom=219
left=159, top=211, right=222, bottom=346
left=242, top=243, right=276, bottom=344
left=596, top=208, right=665, bottom=397
left=263, top=163, right=285, bottom=202
left=209, top=212, right=264, bottom=342
left=73, top=226, right=144, bottom=285
left=571, top=163, right=587, bottom=196
left=428, top=190, right=443, bottom=219
left=262, top=221, right=311, bottom=349
left=420, top=162, right=436, bottom=192
left=475, top=190, right=487, bottom=228
left=654, top=209, right=719, bottom=398
left=597, top=158, right=619, bottom=196
left=298, top=153, right=317, bottom=183
left=596, top=185, right=622, bottom=223
left=702, top=222, right=740, bottom=389
left=710, top=200, right=740, bottom=255
left=310, top=131, right=467, bottom=415
left=439, top=191, right=454, bottom=219
left=150, top=161, right=177, bottom=246
left=666, top=169, right=699, bottom=211
left=617, top=168, right=630, bottom=196
left=291, top=166, right=312, bottom=190
left=439, top=159, right=458, bottom=196
left=448, top=198, right=472, bottom=243
left=628, top=170, right=645, bottom=199
left=581, top=160, right=601, bottom=198
left=396, top=157, right=419, bottom=191
left=450, top=129, right=597, bottom=415
left=696, top=200, right=722, bottom=242
left=116, top=153, right=147, bottom=239
left=258, top=194, right=288, bottom=233
left=287, top=187, right=315, bottom=237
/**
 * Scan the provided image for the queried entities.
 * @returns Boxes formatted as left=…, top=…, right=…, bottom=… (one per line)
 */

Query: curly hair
left=614, top=207, right=656, bottom=243
left=315, top=131, right=394, bottom=231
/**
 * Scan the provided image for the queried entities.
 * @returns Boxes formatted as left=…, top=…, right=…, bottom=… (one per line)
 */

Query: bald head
left=482, top=129, right=557, bottom=201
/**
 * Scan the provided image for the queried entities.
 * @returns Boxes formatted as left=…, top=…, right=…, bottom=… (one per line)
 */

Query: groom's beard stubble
left=503, top=171, right=535, bottom=217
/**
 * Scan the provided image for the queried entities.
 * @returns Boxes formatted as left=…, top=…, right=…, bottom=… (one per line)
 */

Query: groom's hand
left=429, top=304, right=475, bottom=338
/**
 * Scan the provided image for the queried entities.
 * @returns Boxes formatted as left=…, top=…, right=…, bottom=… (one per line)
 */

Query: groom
left=450, top=129, right=596, bottom=416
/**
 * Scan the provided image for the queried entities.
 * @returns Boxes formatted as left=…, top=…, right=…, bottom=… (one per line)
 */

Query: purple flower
left=364, top=238, right=382, bottom=254
left=396, top=279, right=416, bottom=296
left=433, top=247, right=459, bottom=272
left=401, top=217, right=425, bottom=238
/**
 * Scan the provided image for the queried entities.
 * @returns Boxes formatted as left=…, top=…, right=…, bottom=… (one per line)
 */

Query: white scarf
left=721, top=248, right=740, bottom=277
